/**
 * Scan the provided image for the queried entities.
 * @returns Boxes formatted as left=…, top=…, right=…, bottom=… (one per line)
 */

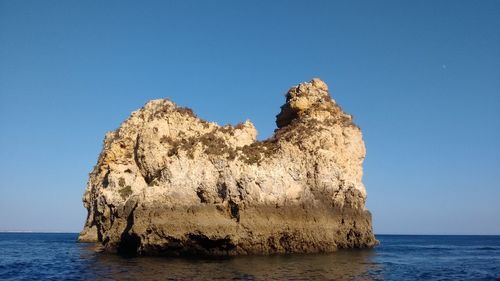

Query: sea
left=0, top=233, right=498, bottom=280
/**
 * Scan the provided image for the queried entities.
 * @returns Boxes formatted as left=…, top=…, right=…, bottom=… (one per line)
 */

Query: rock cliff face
left=79, top=78, right=377, bottom=256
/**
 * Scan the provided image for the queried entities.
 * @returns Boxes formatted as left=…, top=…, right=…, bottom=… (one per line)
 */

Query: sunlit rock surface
left=79, top=78, right=377, bottom=256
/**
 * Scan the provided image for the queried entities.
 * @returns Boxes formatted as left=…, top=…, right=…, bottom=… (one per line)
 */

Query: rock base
left=103, top=203, right=377, bottom=256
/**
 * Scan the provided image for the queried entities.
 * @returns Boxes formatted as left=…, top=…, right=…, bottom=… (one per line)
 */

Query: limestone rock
left=79, top=78, right=377, bottom=256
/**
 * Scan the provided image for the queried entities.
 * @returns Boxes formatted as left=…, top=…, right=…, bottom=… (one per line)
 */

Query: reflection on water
left=79, top=244, right=382, bottom=280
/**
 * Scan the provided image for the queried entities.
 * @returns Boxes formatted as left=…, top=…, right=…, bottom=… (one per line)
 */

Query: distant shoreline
left=0, top=231, right=79, bottom=234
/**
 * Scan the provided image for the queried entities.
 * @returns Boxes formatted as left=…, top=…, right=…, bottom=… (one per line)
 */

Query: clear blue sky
left=0, top=0, right=499, bottom=234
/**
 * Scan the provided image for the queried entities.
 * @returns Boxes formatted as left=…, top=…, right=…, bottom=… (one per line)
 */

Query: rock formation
left=79, top=78, right=377, bottom=256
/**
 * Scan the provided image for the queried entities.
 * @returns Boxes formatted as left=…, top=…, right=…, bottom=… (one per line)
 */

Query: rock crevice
left=79, top=78, right=377, bottom=255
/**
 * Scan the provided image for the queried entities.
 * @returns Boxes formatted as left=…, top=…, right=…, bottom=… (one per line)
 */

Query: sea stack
left=79, top=79, right=377, bottom=255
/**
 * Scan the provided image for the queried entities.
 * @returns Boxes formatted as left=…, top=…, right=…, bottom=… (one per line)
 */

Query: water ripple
left=0, top=233, right=499, bottom=280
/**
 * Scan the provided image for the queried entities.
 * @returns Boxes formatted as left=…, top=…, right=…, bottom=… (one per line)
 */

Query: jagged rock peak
left=78, top=78, right=377, bottom=256
left=276, top=78, right=352, bottom=129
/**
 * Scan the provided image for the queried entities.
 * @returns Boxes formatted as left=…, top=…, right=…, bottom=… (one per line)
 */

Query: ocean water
left=0, top=233, right=498, bottom=280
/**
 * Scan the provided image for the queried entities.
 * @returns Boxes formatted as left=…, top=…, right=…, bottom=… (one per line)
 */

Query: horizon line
left=1, top=231, right=499, bottom=236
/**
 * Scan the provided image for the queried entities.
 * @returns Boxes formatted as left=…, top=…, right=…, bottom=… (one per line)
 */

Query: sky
left=0, top=0, right=499, bottom=234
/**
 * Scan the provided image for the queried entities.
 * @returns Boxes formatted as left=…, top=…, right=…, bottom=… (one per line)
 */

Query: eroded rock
left=79, top=78, right=377, bottom=256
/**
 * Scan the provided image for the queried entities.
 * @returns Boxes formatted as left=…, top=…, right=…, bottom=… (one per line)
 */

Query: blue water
left=0, top=234, right=499, bottom=280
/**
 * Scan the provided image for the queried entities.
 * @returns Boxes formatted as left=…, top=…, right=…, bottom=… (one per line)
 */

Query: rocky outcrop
left=79, top=78, right=377, bottom=256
